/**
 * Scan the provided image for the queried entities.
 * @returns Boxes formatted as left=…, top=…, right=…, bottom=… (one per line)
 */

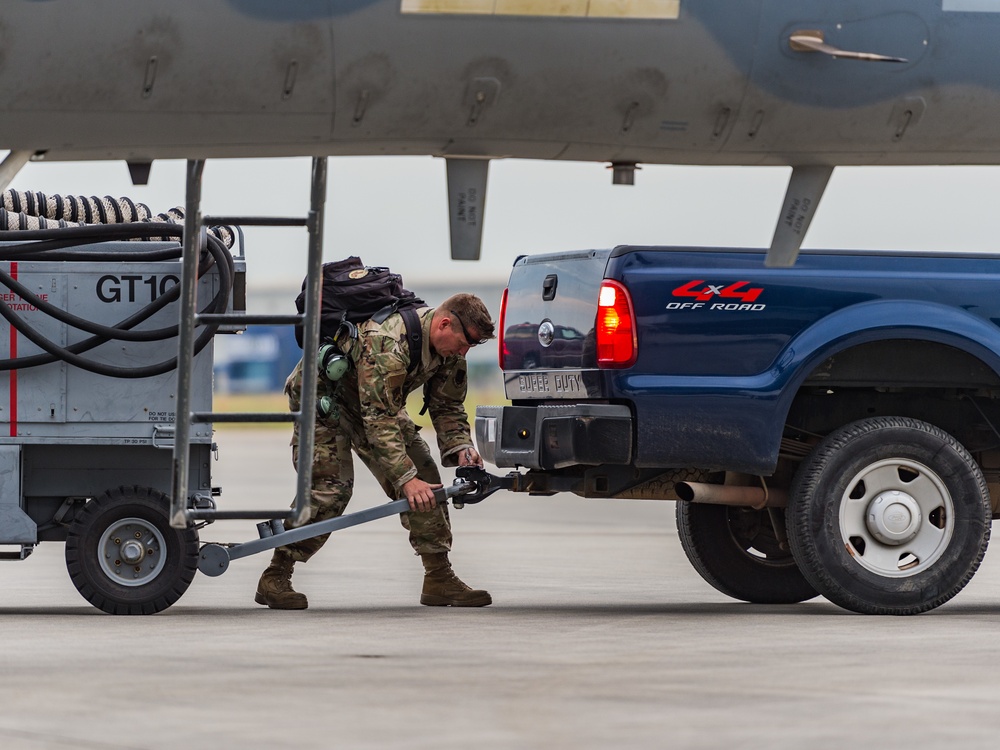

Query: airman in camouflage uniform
left=255, top=293, right=495, bottom=609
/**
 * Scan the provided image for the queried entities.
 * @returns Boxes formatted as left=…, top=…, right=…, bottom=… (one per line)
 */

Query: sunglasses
left=450, top=311, right=489, bottom=346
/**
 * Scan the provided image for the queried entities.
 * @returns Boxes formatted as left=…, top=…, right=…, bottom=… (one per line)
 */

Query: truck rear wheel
left=787, top=417, right=991, bottom=615
left=676, top=501, right=818, bottom=604
left=65, top=486, right=199, bottom=615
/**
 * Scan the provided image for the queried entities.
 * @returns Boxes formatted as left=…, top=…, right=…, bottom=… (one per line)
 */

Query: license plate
left=505, top=370, right=589, bottom=399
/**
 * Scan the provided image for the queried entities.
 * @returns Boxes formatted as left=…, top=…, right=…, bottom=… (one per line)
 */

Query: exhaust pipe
left=675, top=481, right=787, bottom=509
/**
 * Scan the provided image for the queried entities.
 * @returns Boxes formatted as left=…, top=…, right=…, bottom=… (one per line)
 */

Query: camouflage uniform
left=279, top=306, right=475, bottom=562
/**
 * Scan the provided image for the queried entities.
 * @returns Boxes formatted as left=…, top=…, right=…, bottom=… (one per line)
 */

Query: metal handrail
left=169, top=159, right=206, bottom=528
left=169, top=156, right=327, bottom=528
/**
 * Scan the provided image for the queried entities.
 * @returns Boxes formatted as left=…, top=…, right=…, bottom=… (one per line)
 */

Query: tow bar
left=197, top=467, right=516, bottom=577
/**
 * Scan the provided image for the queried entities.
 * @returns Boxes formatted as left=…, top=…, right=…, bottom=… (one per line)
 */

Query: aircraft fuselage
left=3, top=0, right=999, bottom=167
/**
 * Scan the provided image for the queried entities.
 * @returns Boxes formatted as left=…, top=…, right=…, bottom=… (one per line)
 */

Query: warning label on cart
left=0, top=291, right=48, bottom=311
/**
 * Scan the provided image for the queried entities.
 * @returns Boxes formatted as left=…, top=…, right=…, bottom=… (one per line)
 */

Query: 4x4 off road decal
left=667, top=280, right=766, bottom=311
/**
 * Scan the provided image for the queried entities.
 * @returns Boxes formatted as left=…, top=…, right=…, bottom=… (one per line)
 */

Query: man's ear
left=429, top=312, right=450, bottom=340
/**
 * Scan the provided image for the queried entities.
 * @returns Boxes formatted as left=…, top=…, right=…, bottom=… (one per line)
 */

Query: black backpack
left=294, top=257, right=426, bottom=375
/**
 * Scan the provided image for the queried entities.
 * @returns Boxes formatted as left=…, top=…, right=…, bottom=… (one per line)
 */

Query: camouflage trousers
left=278, top=385, right=452, bottom=564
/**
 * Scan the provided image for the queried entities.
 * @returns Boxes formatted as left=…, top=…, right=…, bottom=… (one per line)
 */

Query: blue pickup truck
left=475, top=246, right=1000, bottom=615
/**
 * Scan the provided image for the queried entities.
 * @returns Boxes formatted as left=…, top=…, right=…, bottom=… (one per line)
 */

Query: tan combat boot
left=255, top=550, right=308, bottom=610
left=420, top=552, right=492, bottom=607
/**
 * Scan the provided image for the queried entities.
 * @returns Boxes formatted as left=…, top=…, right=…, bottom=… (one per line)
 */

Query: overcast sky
left=10, top=155, right=1000, bottom=290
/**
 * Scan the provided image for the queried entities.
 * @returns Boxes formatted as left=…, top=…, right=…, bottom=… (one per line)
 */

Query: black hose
left=0, top=233, right=234, bottom=377
left=0, top=241, right=217, bottom=343
left=0, top=194, right=237, bottom=377
left=0, top=257, right=212, bottom=372
left=0, top=222, right=194, bottom=259
left=0, top=281, right=180, bottom=371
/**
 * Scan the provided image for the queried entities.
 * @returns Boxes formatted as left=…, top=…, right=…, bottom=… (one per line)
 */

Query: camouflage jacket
left=332, top=307, right=473, bottom=490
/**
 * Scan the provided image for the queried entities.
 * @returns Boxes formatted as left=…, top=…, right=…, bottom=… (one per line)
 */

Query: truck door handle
left=542, top=274, right=557, bottom=301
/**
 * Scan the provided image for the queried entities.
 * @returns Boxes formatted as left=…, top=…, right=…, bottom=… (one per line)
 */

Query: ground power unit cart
left=0, top=201, right=243, bottom=613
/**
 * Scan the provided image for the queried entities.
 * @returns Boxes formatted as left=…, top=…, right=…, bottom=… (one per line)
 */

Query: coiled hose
left=0, top=191, right=237, bottom=378
left=0, top=190, right=234, bottom=247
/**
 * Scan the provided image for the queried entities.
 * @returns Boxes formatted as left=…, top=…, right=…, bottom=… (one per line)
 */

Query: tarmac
left=3, top=428, right=1000, bottom=749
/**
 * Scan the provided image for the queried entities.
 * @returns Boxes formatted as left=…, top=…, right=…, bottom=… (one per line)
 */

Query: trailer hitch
left=451, top=466, right=518, bottom=507
left=197, top=468, right=518, bottom=577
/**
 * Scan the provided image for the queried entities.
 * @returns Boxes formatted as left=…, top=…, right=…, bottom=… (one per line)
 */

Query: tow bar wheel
left=787, top=417, right=991, bottom=615
left=65, top=486, right=199, bottom=615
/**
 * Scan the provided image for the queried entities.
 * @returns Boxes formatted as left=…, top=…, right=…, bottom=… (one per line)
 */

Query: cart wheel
left=676, top=501, right=818, bottom=604
left=65, top=485, right=199, bottom=615
left=787, top=417, right=991, bottom=615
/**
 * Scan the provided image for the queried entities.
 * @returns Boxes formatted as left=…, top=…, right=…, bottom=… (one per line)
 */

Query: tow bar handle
left=197, top=470, right=514, bottom=577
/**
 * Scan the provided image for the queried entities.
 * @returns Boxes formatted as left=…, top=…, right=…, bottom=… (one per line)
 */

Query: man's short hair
left=440, top=293, right=496, bottom=341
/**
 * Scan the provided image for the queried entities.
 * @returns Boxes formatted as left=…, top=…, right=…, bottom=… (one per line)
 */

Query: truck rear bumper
left=475, top=404, right=633, bottom=470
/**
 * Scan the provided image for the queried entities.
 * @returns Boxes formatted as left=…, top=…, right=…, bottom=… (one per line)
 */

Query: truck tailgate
left=501, top=249, right=610, bottom=400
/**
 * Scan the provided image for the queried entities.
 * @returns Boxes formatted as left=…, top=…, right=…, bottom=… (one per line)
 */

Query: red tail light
left=498, top=287, right=509, bottom=369
left=596, top=280, right=637, bottom=368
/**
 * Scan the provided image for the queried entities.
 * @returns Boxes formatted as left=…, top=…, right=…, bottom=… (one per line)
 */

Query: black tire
left=65, top=486, right=199, bottom=615
left=786, top=417, right=991, bottom=615
left=676, top=501, right=818, bottom=604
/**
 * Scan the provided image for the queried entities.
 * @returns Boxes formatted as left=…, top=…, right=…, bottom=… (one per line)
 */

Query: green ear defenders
left=318, top=343, right=350, bottom=382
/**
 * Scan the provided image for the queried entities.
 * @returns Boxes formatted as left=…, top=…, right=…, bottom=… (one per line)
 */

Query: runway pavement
left=3, top=427, right=1000, bottom=749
